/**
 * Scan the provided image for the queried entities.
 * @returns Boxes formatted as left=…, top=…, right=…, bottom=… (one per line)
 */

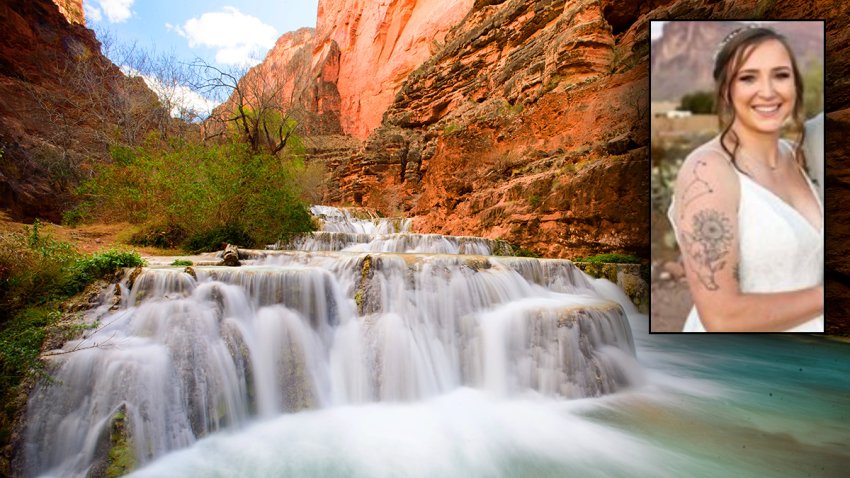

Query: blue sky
left=83, top=0, right=320, bottom=67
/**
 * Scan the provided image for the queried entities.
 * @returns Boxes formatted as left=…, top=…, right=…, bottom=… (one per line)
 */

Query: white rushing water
left=25, top=206, right=850, bottom=477
left=23, top=207, right=639, bottom=477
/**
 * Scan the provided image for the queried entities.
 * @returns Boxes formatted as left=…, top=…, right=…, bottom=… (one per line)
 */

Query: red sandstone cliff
left=217, top=0, right=850, bottom=261
left=332, top=0, right=654, bottom=258
left=314, top=0, right=475, bottom=138
left=318, top=0, right=848, bottom=260
left=237, top=0, right=474, bottom=139
left=0, top=0, right=162, bottom=221
left=213, top=27, right=344, bottom=137
left=52, top=0, right=85, bottom=24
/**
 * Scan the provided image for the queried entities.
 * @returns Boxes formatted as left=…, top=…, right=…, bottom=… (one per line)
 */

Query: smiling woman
left=665, top=24, right=824, bottom=333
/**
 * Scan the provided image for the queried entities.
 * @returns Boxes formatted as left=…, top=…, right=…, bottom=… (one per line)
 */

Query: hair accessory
left=713, top=24, right=761, bottom=63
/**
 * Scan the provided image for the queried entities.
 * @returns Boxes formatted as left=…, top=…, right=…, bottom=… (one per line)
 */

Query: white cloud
left=173, top=7, right=279, bottom=67
left=121, top=66, right=220, bottom=119
left=96, top=0, right=135, bottom=23
left=84, top=2, right=103, bottom=23
left=163, top=82, right=221, bottom=119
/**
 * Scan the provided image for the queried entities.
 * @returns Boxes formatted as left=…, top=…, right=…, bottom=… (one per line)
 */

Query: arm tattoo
left=678, top=159, right=713, bottom=222
left=680, top=209, right=733, bottom=291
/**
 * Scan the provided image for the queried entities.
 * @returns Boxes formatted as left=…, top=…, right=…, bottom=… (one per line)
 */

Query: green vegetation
left=183, top=224, right=255, bottom=253
left=66, top=249, right=146, bottom=295
left=443, top=122, right=464, bottom=135
left=803, top=59, right=823, bottom=118
left=513, top=246, right=540, bottom=258
left=679, top=90, right=715, bottom=114
left=170, top=259, right=193, bottom=266
left=71, top=139, right=315, bottom=252
left=544, top=74, right=563, bottom=93
left=128, top=223, right=188, bottom=249
left=610, top=45, right=623, bottom=73
left=0, top=221, right=145, bottom=447
left=494, top=243, right=539, bottom=258
left=574, top=253, right=642, bottom=264
left=105, top=410, right=137, bottom=477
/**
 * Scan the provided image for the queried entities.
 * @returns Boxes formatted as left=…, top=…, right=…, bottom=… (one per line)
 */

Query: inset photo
left=650, top=20, right=824, bottom=332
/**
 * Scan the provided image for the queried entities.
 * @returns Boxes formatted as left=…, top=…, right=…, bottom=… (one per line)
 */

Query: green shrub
left=0, top=306, right=56, bottom=385
left=184, top=224, right=254, bottom=253
left=129, top=223, right=188, bottom=249
left=0, top=225, right=144, bottom=450
left=513, top=247, right=540, bottom=258
left=574, top=253, right=642, bottom=264
left=170, top=259, right=193, bottom=266
left=1, top=224, right=145, bottom=320
left=74, top=139, right=315, bottom=250
left=65, top=250, right=146, bottom=295
left=62, top=204, right=89, bottom=226
left=0, top=221, right=79, bottom=314
left=679, top=90, right=715, bottom=114
left=504, top=242, right=539, bottom=258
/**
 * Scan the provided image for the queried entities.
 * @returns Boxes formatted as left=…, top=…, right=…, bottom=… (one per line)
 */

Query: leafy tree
left=73, top=138, right=315, bottom=249
left=679, top=91, right=715, bottom=114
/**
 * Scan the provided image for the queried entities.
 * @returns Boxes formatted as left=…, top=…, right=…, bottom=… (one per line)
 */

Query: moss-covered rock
left=574, top=262, right=648, bottom=313
left=87, top=404, right=136, bottom=478
left=105, top=410, right=136, bottom=477
left=355, top=255, right=378, bottom=316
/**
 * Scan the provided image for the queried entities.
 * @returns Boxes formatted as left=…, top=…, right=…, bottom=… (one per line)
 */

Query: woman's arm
left=672, top=149, right=823, bottom=332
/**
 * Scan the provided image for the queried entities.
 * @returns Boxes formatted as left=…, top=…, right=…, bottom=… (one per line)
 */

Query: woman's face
left=729, top=39, right=796, bottom=135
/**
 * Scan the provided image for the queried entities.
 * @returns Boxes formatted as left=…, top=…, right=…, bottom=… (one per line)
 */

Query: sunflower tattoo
left=682, top=209, right=733, bottom=291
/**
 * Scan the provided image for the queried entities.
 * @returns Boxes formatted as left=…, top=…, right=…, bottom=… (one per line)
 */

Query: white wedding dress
left=668, top=139, right=824, bottom=332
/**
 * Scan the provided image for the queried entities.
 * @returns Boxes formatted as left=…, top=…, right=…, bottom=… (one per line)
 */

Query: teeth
left=753, top=105, right=780, bottom=112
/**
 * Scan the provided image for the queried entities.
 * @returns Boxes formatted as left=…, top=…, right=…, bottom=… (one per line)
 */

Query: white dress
left=668, top=139, right=824, bottom=332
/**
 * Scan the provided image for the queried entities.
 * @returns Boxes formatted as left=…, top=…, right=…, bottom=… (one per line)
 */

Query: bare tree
left=189, top=58, right=299, bottom=155
left=24, top=31, right=169, bottom=162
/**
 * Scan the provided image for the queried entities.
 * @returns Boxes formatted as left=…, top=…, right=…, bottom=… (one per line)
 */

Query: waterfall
left=22, top=206, right=639, bottom=478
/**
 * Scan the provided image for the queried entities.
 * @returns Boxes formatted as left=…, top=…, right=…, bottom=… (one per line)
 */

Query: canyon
left=2, top=1, right=850, bottom=475
left=239, top=0, right=849, bottom=261
left=1, top=0, right=850, bottom=262
left=241, top=0, right=654, bottom=259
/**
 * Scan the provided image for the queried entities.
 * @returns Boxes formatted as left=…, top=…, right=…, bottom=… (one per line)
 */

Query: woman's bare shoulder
left=676, top=141, right=737, bottom=189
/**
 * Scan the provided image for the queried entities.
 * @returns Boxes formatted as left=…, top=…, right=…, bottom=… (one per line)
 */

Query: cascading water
left=22, top=206, right=637, bottom=477
left=21, top=206, right=850, bottom=477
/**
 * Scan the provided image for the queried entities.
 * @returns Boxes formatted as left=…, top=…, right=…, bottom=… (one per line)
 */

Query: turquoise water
left=128, top=315, right=850, bottom=478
